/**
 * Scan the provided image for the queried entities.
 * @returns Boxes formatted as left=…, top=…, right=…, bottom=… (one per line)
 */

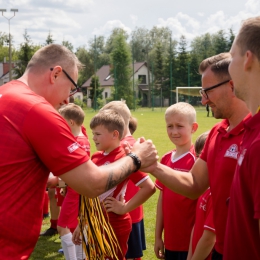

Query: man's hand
left=131, top=137, right=158, bottom=170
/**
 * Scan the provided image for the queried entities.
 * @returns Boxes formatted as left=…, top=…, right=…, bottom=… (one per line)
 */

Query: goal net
left=175, top=87, right=202, bottom=105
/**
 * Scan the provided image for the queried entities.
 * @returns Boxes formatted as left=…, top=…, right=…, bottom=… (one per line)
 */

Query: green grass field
left=30, top=106, right=219, bottom=260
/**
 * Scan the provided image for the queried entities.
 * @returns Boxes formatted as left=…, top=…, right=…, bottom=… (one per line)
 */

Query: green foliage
left=62, top=40, right=74, bottom=52
left=89, top=75, right=103, bottom=109
left=14, top=30, right=40, bottom=78
left=74, top=97, right=84, bottom=108
left=45, top=31, right=54, bottom=45
left=110, top=32, right=133, bottom=108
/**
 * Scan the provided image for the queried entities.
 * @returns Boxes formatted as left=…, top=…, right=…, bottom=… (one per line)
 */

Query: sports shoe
left=40, top=227, right=58, bottom=236
left=58, top=248, right=64, bottom=254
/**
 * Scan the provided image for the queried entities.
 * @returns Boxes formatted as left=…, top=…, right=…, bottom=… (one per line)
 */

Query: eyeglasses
left=50, top=68, right=79, bottom=96
left=199, top=79, right=230, bottom=99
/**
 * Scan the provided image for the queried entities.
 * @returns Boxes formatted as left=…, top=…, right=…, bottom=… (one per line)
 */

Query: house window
left=138, top=75, right=146, bottom=84
left=105, top=92, right=108, bottom=98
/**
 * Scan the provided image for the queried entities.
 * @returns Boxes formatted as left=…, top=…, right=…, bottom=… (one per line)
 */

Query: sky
left=0, top=0, right=260, bottom=51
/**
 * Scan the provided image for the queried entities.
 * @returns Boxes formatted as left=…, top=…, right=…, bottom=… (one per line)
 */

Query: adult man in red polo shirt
left=224, top=16, right=260, bottom=259
left=0, top=44, right=157, bottom=260
left=146, top=52, right=250, bottom=260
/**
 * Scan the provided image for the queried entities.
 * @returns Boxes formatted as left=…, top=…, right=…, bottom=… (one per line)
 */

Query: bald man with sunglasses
left=146, top=52, right=250, bottom=260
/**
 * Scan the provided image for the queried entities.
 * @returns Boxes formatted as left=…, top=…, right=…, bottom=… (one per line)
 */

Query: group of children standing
left=42, top=101, right=215, bottom=260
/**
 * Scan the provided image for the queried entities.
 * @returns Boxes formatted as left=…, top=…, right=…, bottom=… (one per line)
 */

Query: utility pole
left=0, top=8, right=18, bottom=81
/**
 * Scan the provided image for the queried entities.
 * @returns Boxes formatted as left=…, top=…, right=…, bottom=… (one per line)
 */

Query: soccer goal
left=175, top=87, right=202, bottom=104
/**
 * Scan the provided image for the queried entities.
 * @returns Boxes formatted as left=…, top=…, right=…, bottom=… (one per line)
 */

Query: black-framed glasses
left=199, top=79, right=230, bottom=99
left=50, top=68, right=79, bottom=96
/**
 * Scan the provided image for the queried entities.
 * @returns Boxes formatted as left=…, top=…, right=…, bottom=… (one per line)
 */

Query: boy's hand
left=154, top=237, right=165, bottom=259
left=104, top=196, right=126, bottom=215
left=131, top=137, right=159, bottom=169
left=72, top=225, right=82, bottom=245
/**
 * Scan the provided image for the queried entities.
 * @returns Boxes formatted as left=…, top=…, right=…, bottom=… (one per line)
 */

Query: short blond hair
left=90, top=109, right=125, bottom=140
left=236, top=16, right=260, bottom=61
left=26, top=44, right=83, bottom=75
left=100, top=101, right=131, bottom=127
left=59, top=103, right=85, bottom=126
left=165, top=102, right=196, bottom=124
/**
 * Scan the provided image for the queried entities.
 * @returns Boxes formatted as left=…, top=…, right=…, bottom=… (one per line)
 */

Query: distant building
left=81, top=62, right=153, bottom=106
left=0, top=62, right=16, bottom=86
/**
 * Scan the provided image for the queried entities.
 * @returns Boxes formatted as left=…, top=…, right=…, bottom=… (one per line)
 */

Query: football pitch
left=30, top=106, right=220, bottom=260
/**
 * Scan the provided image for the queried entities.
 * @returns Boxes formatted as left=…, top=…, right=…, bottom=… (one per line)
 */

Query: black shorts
left=212, top=249, right=223, bottom=260
left=125, top=219, right=146, bottom=258
left=165, top=249, right=188, bottom=260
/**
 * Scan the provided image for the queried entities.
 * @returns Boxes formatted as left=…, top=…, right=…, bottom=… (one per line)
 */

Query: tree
left=213, top=30, right=228, bottom=54
left=14, top=30, right=40, bottom=78
left=154, top=42, right=165, bottom=97
left=75, top=46, right=94, bottom=87
left=62, top=40, right=74, bottom=52
left=227, top=28, right=235, bottom=51
left=89, top=75, right=103, bottom=110
left=176, top=35, right=189, bottom=86
left=110, top=32, right=133, bottom=108
left=45, top=31, right=54, bottom=45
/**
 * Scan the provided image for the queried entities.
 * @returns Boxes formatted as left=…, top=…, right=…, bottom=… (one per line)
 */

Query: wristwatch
left=127, top=152, right=141, bottom=172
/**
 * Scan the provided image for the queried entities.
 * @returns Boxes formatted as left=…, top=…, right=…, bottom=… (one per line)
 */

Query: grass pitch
left=30, top=106, right=219, bottom=260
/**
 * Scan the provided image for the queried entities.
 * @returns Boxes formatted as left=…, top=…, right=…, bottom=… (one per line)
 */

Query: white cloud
left=92, top=20, right=132, bottom=38
left=245, top=0, right=260, bottom=13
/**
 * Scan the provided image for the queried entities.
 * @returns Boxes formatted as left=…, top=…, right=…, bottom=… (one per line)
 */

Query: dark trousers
left=212, top=249, right=223, bottom=260
left=165, top=249, right=188, bottom=260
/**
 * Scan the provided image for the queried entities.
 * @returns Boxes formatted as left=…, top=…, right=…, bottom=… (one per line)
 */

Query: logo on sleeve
left=224, top=144, right=238, bottom=159
left=238, top=149, right=247, bottom=166
left=67, top=142, right=80, bottom=153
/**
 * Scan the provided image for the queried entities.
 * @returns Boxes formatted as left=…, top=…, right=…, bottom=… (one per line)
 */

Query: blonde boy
left=154, top=102, right=198, bottom=260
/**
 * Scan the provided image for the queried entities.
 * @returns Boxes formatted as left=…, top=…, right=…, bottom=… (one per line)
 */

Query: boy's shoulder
left=161, top=146, right=196, bottom=163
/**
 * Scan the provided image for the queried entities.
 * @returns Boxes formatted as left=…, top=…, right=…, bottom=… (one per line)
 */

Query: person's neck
left=72, top=126, right=83, bottom=137
left=104, top=142, right=121, bottom=154
left=173, top=142, right=192, bottom=159
left=227, top=100, right=250, bottom=131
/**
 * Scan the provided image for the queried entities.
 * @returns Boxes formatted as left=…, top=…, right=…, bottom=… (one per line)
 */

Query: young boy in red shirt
left=154, top=102, right=198, bottom=260
left=187, top=131, right=215, bottom=260
left=57, top=103, right=91, bottom=260
left=90, top=109, right=154, bottom=260
left=100, top=101, right=155, bottom=260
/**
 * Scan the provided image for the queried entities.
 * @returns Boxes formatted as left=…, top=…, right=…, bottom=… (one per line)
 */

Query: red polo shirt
left=224, top=112, right=260, bottom=259
left=200, top=114, right=251, bottom=254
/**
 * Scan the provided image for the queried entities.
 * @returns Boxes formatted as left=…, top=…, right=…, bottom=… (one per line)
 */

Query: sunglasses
left=199, top=79, right=230, bottom=99
left=50, top=68, right=79, bottom=96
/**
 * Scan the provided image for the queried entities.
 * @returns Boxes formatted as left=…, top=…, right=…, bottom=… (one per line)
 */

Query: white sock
left=75, top=244, right=86, bottom=260
left=61, top=232, right=77, bottom=260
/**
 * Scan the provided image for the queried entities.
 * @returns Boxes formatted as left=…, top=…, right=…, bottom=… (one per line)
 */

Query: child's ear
left=191, top=122, right=198, bottom=133
left=112, top=130, right=119, bottom=138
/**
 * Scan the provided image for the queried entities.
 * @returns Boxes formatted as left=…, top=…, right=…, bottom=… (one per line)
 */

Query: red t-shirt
left=121, top=135, right=149, bottom=223
left=192, top=188, right=215, bottom=260
left=58, top=135, right=91, bottom=230
left=224, top=112, right=260, bottom=259
left=155, top=147, right=197, bottom=251
left=92, top=146, right=147, bottom=258
left=0, top=81, right=89, bottom=259
left=200, top=115, right=250, bottom=254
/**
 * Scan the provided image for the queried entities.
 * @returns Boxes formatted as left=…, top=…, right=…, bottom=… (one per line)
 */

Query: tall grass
left=30, top=106, right=219, bottom=260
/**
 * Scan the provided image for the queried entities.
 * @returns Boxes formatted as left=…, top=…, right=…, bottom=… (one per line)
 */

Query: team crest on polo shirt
left=67, top=142, right=80, bottom=153
left=238, top=149, right=247, bottom=166
left=224, top=144, right=238, bottom=159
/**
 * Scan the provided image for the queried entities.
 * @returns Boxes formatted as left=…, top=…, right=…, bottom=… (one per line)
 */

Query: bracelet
left=127, top=152, right=141, bottom=172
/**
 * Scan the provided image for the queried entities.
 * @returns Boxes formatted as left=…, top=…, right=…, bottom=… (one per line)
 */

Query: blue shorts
left=125, top=219, right=146, bottom=258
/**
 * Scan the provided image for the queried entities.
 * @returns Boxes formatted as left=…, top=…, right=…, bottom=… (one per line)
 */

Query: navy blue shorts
left=125, top=219, right=146, bottom=258
left=165, top=249, right=188, bottom=260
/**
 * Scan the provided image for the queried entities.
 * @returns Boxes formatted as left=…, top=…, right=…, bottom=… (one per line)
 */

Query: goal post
left=175, top=87, right=202, bottom=104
